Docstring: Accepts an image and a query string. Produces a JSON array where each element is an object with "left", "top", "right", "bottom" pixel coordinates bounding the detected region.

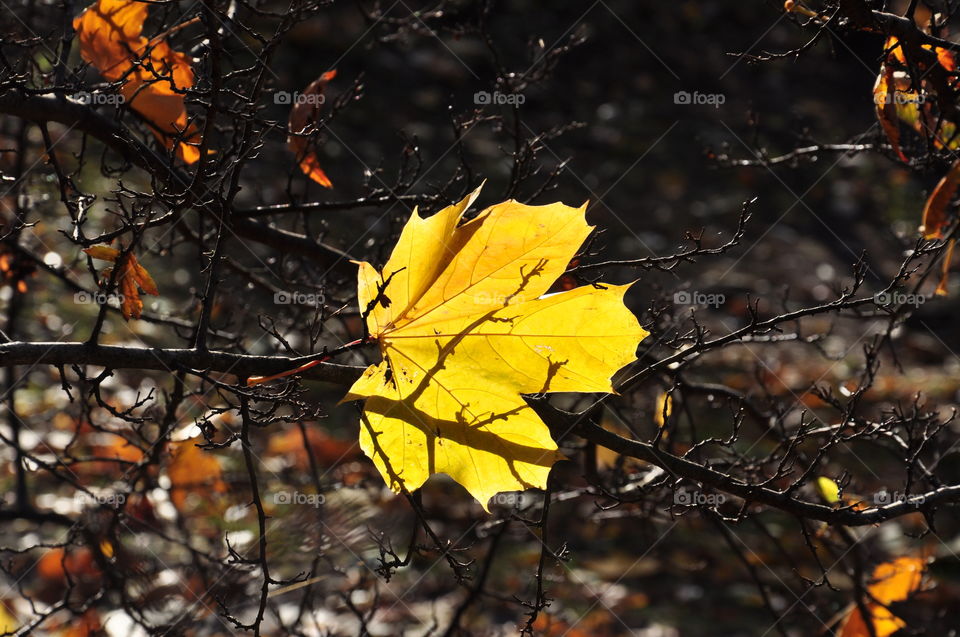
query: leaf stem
[{"left": 246, "top": 338, "right": 369, "bottom": 385}]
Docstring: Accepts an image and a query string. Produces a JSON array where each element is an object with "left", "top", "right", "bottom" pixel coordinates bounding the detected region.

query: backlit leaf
[
  {"left": 83, "top": 245, "right": 159, "bottom": 320},
  {"left": 885, "top": 35, "right": 956, "bottom": 72},
  {"left": 287, "top": 70, "right": 337, "bottom": 188},
  {"left": 81, "top": 245, "right": 120, "bottom": 261},
  {"left": 884, "top": 36, "right": 906, "bottom": 66},
  {"left": 72, "top": 0, "right": 149, "bottom": 81},
  {"left": 921, "top": 159, "right": 960, "bottom": 239},
  {"left": 654, "top": 391, "right": 672, "bottom": 429},
  {"left": 344, "top": 186, "right": 648, "bottom": 509},
  {"left": 839, "top": 556, "right": 926, "bottom": 637},
  {"left": 883, "top": 36, "right": 960, "bottom": 151},
  {"left": 816, "top": 476, "right": 840, "bottom": 504},
  {"left": 73, "top": 0, "right": 199, "bottom": 163},
  {"left": 936, "top": 238, "right": 955, "bottom": 297},
  {"left": 874, "top": 63, "right": 909, "bottom": 163}
]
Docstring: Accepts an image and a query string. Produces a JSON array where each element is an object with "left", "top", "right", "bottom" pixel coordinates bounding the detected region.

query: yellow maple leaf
[
  {"left": 83, "top": 245, "right": 159, "bottom": 320},
  {"left": 839, "top": 556, "right": 926, "bottom": 637},
  {"left": 343, "top": 186, "right": 649, "bottom": 509}
]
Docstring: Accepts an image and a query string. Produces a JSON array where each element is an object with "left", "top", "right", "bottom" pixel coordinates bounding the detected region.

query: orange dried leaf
[
  {"left": 83, "top": 246, "right": 159, "bottom": 320},
  {"left": 37, "top": 547, "right": 99, "bottom": 582},
  {"left": 886, "top": 35, "right": 955, "bottom": 72},
  {"left": 874, "top": 63, "right": 909, "bottom": 163},
  {"left": 119, "top": 41, "right": 200, "bottom": 163},
  {"left": 119, "top": 270, "right": 141, "bottom": 319},
  {"left": 128, "top": 253, "right": 159, "bottom": 296},
  {"left": 82, "top": 245, "right": 120, "bottom": 261},
  {"left": 936, "top": 238, "right": 955, "bottom": 296},
  {"left": 167, "top": 438, "right": 227, "bottom": 510},
  {"left": 93, "top": 434, "right": 144, "bottom": 463},
  {"left": 295, "top": 154, "right": 333, "bottom": 189},
  {"left": 839, "top": 556, "right": 926, "bottom": 637},
  {"left": 654, "top": 391, "right": 672, "bottom": 429},
  {"left": 921, "top": 159, "right": 960, "bottom": 239},
  {"left": 89, "top": 433, "right": 144, "bottom": 477},
  {"left": 36, "top": 548, "right": 67, "bottom": 580},
  {"left": 287, "top": 70, "right": 337, "bottom": 188},
  {"left": 884, "top": 36, "right": 907, "bottom": 66},
  {"left": 934, "top": 46, "right": 957, "bottom": 72},
  {"left": 73, "top": 0, "right": 199, "bottom": 163},
  {"left": 73, "top": 0, "right": 149, "bottom": 81},
  {"left": 895, "top": 95, "right": 960, "bottom": 150}
]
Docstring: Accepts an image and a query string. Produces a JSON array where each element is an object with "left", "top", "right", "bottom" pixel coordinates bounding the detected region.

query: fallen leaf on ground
[{"left": 343, "top": 186, "right": 648, "bottom": 509}]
